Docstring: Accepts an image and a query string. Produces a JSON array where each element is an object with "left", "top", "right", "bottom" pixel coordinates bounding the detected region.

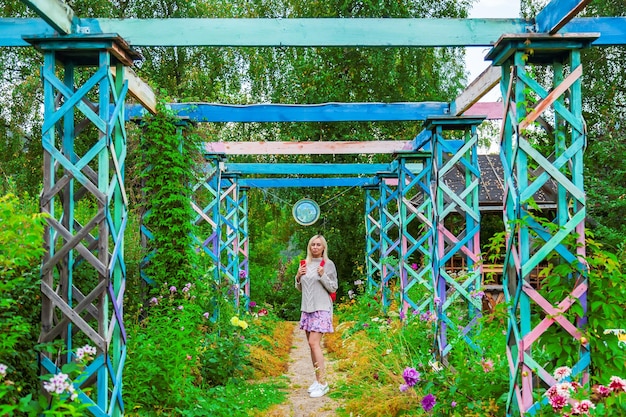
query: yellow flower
[
  {"left": 230, "top": 316, "right": 240, "bottom": 326},
  {"left": 238, "top": 320, "right": 248, "bottom": 330}
]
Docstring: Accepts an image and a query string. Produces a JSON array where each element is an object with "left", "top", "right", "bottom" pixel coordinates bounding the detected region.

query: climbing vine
[{"left": 139, "top": 100, "right": 202, "bottom": 292}]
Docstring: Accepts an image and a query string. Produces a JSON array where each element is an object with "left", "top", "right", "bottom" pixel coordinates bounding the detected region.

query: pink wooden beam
[{"left": 205, "top": 140, "right": 415, "bottom": 155}]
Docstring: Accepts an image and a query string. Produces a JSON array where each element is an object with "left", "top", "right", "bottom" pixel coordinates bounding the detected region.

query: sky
[{"left": 465, "top": 0, "right": 522, "bottom": 101}]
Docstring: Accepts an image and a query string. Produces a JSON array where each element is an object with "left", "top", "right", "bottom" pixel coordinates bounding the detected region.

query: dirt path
[{"left": 266, "top": 323, "right": 341, "bottom": 417}]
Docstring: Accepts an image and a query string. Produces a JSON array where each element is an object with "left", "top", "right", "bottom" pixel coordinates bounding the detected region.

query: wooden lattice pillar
[
  {"left": 397, "top": 153, "right": 434, "bottom": 315},
  {"left": 427, "top": 116, "right": 483, "bottom": 359},
  {"left": 237, "top": 186, "right": 250, "bottom": 306},
  {"left": 378, "top": 174, "right": 401, "bottom": 309},
  {"left": 28, "top": 35, "right": 138, "bottom": 417},
  {"left": 486, "top": 34, "right": 596, "bottom": 415},
  {"left": 364, "top": 184, "right": 382, "bottom": 293},
  {"left": 219, "top": 173, "right": 245, "bottom": 309},
  {"left": 192, "top": 154, "right": 223, "bottom": 282}
]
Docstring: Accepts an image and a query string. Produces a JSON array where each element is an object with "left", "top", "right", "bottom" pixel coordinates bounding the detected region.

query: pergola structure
[{"left": 3, "top": 0, "right": 626, "bottom": 415}]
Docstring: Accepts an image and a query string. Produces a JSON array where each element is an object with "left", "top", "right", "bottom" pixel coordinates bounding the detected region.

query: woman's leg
[{"left": 307, "top": 331, "right": 325, "bottom": 384}]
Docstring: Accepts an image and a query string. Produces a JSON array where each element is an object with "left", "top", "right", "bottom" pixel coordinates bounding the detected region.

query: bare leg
[{"left": 307, "top": 331, "right": 325, "bottom": 384}]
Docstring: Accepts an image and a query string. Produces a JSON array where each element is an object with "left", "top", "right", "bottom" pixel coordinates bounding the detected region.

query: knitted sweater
[{"left": 295, "top": 257, "right": 338, "bottom": 313}]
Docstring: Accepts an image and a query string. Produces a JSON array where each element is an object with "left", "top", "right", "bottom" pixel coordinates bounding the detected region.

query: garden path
[{"left": 266, "top": 323, "right": 341, "bottom": 417}]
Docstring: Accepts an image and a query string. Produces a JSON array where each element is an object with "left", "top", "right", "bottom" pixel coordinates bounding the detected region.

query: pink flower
[
  {"left": 554, "top": 366, "right": 572, "bottom": 382},
  {"left": 571, "top": 399, "right": 595, "bottom": 414},
  {"left": 177, "top": 305, "right": 183, "bottom": 310},
  {"left": 548, "top": 394, "right": 568, "bottom": 411},
  {"left": 402, "top": 367, "right": 420, "bottom": 387},
  {"left": 258, "top": 308, "right": 268, "bottom": 317},
  {"left": 203, "top": 312, "right": 210, "bottom": 319},
  {"left": 399, "top": 384, "right": 409, "bottom": 392},
  {"left": 480, "top": 358, "right": 494, "bottom": 373},
  {"left": 421, "top": 393, "right": 436, "bottom": 412},
  {"left": 186, "top": 355, "right": 192, "bottom": 360},
  {"left": 609, "top": 376, "right": 626, "bottom": 393},
  {"left": 593, "top": 384, "right": 611, "bottom": 398},
  {"left": 169, "top": 286, "right": 177, "bottom": 293}
]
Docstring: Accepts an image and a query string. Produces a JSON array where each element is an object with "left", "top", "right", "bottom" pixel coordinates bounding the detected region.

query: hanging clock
[{"left": 292, "top": 199, "right": 320, "bottom": 226}]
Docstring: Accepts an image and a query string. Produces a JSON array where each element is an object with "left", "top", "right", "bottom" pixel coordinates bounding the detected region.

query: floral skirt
[{"left": 299, "top": 310, "right": 334, "bottom": 333}]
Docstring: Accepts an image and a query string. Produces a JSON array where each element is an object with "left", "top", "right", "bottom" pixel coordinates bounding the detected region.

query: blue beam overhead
[
  {"left": 127, "top": 102, "right": 450, "bottom": 123},
  {"left": 3, "top": 17, "right": 626, "bottom": 48},
  {"left": 239, "top": 177, "right": 377, "bottom": 189},
  {"left": 536, "top": 0, "right": 591, "bottom": 34}
]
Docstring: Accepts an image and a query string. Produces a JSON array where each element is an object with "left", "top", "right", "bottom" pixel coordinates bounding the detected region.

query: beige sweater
[{"left": 295, "top": 257, "right": 338, "bottom": 313}]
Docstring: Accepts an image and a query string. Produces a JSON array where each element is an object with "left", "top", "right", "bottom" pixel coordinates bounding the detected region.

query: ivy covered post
[
  {"left": 364, "top": 184, "right": 382, "bottom": 293},
  {"left": 28, "top": 35, "right": 137, "bottom": 416},
  {"left": 397, "top": 153, "right": 434, "bottom": 316},
  {"left": 426, "top": 116, "right": 483, "bottom": 359},
  {"left": 486, "top": 34, "right": 596, "bottom": 415}
]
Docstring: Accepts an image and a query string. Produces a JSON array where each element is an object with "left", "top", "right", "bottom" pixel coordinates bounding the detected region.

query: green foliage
[
  {"left": 139, "top": 101, "right": 203, "bottom": 291},
  {"left": 0, "top": 191, "right": 48, "bottom": 400}
]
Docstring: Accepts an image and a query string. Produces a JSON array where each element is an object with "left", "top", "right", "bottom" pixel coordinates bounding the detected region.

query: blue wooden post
[
  {"left": 426, "top": 117, "right": 483, "bottom": 359},
  {"left": 397, "top": 153, "right": 434, "bottom": 315},
  {"left": 378, "top": 174, "right": 401, "bottom": 309},
  {"left": 192, "top": 154, "right": 223, "bottom": 282},
  {"left": 486, "top": 34, "right": 596, "bottom": 415},
  {"left": 29, "top": 35, "right": 137, "bottom": 417},
  {"left": 220, "top": 173, "right": 244, "bottom": 309},
  {"left": 364, "top": 184, "right": 382, "bottom": 293},
  {"left": 238, "top": 186, "right": 250, "bottom": 308}
]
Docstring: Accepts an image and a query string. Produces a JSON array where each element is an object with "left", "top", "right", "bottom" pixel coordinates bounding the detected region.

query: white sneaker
[
  {"left": 309, "top": 383, "right": 329, "bottom": 398},
  {"left": 307, "top": 381, "right": 321, "bottom": 393}
]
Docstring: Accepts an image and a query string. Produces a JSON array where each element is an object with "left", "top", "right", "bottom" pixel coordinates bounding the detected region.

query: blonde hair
[{"left": 305, "top": 234, "right": 329, "bottom": 263}]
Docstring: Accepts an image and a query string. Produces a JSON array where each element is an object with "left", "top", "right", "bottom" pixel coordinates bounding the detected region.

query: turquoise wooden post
[
  {"left": 364, "top": 184, "right": 382, "bottom": 293},
  {"left": 486, "top": 34, "right": 596, "bottom": 416},
  {"left": 397, "top": 154, "right": 434, "bottom": 316},
  {"left": 378, "top": 174, "right": 401, "bottom": 309},
  {"left": 427, "top": 117, "right": 483, "bottom": 359},
  {"left": 29, "top": 35, "right": 137, "bottom": 417},
  {"left": 238, "top": 186, "right": 251, "bottom": 307},
  {"left": 192, "top": 154, "right": 223, "bottom": 282},
  {"left": 220, "top": 173, "right": 244, "bottom": 309}
]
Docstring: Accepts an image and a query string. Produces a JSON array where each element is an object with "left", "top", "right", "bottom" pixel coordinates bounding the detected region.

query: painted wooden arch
[{"left": 5, "top": 0, "right": 621, "bottom": 416}]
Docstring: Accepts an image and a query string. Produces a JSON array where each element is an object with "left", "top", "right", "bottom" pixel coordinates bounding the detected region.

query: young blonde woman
[{"left": 295, "top": 234, "right": 338, "bottom": 398}]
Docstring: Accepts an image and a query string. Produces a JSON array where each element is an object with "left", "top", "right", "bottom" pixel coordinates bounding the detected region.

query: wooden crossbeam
[
  {"left": 110, "top": 66, "right": 157, "bottom": 115},
  {"left": 452, "top": 66, "right": 501, "bottom": 116},
  {"left": 225, "top": 163, "right": 390, "bottom": 175},
  {"left": 536, "top": 0, "right": 592, "bottom": 34},
  {"left": 20, "top": 0, "right": 73, "bottom": 35},
  {"left": 3, "top": 17, "right": 626, "bottom": 48}
]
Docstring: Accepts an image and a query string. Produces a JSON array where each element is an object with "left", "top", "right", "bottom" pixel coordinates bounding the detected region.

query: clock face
[{"left": 292, "top": 199, "right": 320, "bottom": 226}]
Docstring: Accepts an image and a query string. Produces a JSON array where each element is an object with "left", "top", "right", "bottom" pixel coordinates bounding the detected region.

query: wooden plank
[
  {"left": 452, "top": 66, "right": 501, "bottom": 115},
  {"left": 129, "top": 102, "right": 449, "bottom": 122},
  {"left": 81, "top": 18, "right": 528, "bottom": 47},
  {"left": 463, "top": 102, "right": 504, "bottom": 119},
  {"left": 20, "top": 0, "right": 73, "bottom": 35},
  {"left": 206, "top": 140, "right": 414, "bottom": 155},
  {"left": 536, "top": 0, "right": 591, "bottom": 34},
  {"left": 3, "top": 17, "right": 626, "bottom": 48},
  {"left": 240, "top": 177, "right": 375, "bottom": 188},
  {"left": 110, "top": 66, "right": 157, "bottom": 115},
  {"left": 226, "top": 163, "right": 390, "bottom": 175}
]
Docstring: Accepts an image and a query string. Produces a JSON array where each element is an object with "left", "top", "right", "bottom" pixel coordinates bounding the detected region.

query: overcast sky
[{"left": 465, "top": 0, "right": 521, "bottom": 100}]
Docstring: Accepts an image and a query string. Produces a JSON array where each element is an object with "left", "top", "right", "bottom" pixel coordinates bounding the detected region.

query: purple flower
[
  {"left": 399, "top": 384, "right": 409, "bottom": 392},
  {"left": 239, "top": 270, "right": 247, "bottom": 279},
  {"left": 169, "top": 286, "right": 177, "bottom": 293},
  {"left": 402, "top": 367, "right": 420, "bottom": 387},
  {"left": 399, "top": 310, "right": 406, "bottom": 321},
  {"left": 203, "top": 312, "right": 210, "bottom": 319},
  {"left": 411, "top": 263, "right": 418, "bottom": 270},
  {"left": 421, "top": 393, "right": 436, "bottom": 412},
  {"left": 451, "top": 401, "right": 457, "bottom": 408},
  {"left": 177, "top": 305, "right": 183, "bottom": 310},
  {"left": 149, "top": 297, "right": 158, "bottom": 305},
  {"left": 249, "top": 301, "right": 257, "bottom": 308}
]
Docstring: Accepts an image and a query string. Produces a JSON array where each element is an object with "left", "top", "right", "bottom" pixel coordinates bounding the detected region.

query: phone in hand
[
  {"left": 320, "top": 259, "right": 325, "bottom": 267},
  {"left": 300, "top": 260, "right": 306, "bottom": 267}
]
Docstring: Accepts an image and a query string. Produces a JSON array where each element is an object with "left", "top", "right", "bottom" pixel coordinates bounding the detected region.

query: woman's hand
[
  {"left": 317, "top": 265, "right": 324, "bottom": 277},
  {"left": 297, "top": 264, "right": 307, "bottom": 279}
]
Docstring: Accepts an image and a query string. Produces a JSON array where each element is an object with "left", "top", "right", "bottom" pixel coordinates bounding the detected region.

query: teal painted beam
[
  {"left": 239, "top": 177, "right": 376, "bottom": 188},
  {"left": 226, "top": 163, "right": 390, "bottom": 175},
  {"left": 4, "top": 17, "right": 626, "bottom": 48},
  {"left": 20, "top": 0, "right": 74, "bottom": 35},
  {"left": 128, "top": 102, "right": 449, "bottom": 122},
  {"left": 536, "top": 0, "right": 591, "bottom": 34}
]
